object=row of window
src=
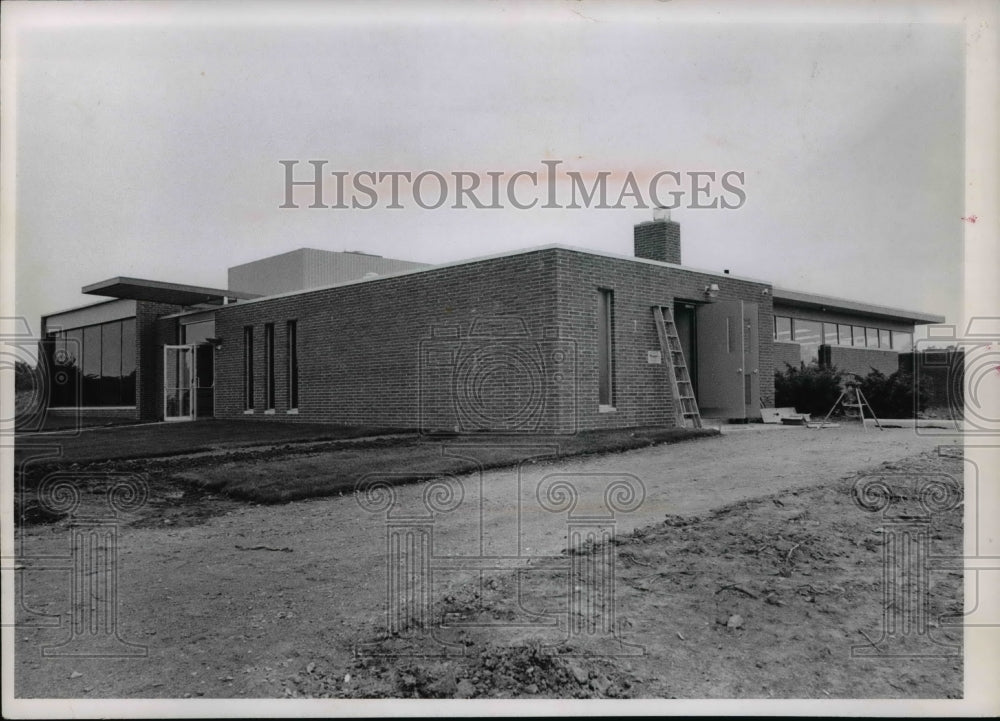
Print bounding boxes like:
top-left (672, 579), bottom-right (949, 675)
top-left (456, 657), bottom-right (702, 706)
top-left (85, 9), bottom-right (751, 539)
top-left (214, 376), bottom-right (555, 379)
top-left (46, 318), bottom-right (137, 407)
top-left (244, 321), bottom-right (299, 411)
top-left (774, 316), bottom-right (913, 365)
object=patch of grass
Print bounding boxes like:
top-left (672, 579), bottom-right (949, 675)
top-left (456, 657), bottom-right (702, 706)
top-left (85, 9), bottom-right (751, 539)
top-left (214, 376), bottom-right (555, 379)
top-left (20, 413), bottom-right (144, 432)
top-left (14, 418), bottom-right (409, 466)
top-left (174, 427), bottom-right (717, 504)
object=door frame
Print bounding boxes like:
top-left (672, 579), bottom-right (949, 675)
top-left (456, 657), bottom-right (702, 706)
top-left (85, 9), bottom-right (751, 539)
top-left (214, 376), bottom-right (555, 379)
top-left (695, 300), bottom-right (761, 421)
top-left (163, 344), bottom-right (215, 421)
top-left (193, 342), bottom-right (216, 419)
top-left (672, 300), bottom-right (700, 401)
top-left (163, 344), bottom-right (195, 422)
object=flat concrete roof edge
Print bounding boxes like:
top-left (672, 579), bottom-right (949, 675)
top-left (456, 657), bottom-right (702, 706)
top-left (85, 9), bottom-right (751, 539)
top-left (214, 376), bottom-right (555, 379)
top-left (772, 286), bottom-right (945, 324)
top-left (83, 276), bottom-right (261, 301)
top-left (41, 297), bottom-right (135, 321)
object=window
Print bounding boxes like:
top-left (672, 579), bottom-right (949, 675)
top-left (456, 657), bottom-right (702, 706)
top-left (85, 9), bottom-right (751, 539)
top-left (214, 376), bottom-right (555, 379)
top-left (597, 290), bottom-right (614, 407)
top-left (49, 331), bottom-right (74, 407)
top-left (48, 318), bottom-right (137, 407)
top-left (286, 320), bottom-right (299, 410)
top-left (63, 329), bottom-right (83, 405)
top-left (183, 319), bottom-right (215, 345)
top-left (837, 324), bottom-right (853, 346)
top-left (792, 319), bottom-right (822, 365)
top-left (121, 319), bottom-right (136, 405)
top-left (823, 323), bottom-right (838, 345)
top-left (243, 326), bottom-right (254, 410)
top-left (877, 329), bottom-right (890, 349)
top-left (866, 327), bottom-right (879, 348)
top-left (100, 321), bottom-right (122, 405)
top-left (774, 316), bottom-right (792, 342)
top-left (82, 325), bottom-right (102, 405)
top-left (853, 326), bottom-right (866, 347)
top-left (264, 323), bottom-right (275, 410)
top-left (892, 331), bottom-right (913, 352)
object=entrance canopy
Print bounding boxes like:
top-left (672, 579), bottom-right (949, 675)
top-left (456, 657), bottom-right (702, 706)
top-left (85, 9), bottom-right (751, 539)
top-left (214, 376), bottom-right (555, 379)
top-left (83, 277), bottom-right (260, 306)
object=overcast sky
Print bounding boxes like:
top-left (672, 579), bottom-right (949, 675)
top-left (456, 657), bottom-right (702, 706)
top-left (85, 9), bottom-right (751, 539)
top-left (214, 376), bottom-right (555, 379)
top-left (9, 3), bottom-right (965, 339)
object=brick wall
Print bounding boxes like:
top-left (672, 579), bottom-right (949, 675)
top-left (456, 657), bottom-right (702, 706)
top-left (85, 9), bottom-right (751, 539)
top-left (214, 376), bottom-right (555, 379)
top-left (633, 220), bottom-right (681, 264)
top-left (771, 302), bottom-right (915, 379)
top-left (212, 247), bottom-right (773, 431)
top-left (214, 251), bottom-right (561, 432)
top-left (828, 345), bottom-right (900, 377)
top-left (135, 301), bottom-right (183, 420)
top-left (773, 341), bottom-right (801, 371)
top-left (552, 252), bottom-right (773, 428)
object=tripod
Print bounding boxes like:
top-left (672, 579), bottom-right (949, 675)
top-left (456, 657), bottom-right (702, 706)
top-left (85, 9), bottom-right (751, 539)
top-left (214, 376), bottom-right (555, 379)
top-left (822, 381), bottom-right (883, 432)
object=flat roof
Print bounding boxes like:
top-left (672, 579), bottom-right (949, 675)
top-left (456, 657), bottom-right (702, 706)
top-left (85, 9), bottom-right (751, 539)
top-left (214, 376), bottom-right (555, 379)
top-left (212, 244), bottom-right (942, 326)
top-left (82, 277), bottom-right (260, 306)
top-left (41, 297), bottom-right (132, 321)
top-left (215, 243), bottom-right (773, 310)
top-left (72, 248), bottom-right (943, 327)
top-left (772, 287), bottom-right (944, 324)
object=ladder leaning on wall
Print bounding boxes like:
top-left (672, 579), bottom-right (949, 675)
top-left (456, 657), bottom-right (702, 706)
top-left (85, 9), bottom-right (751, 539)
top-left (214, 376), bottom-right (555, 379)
top-left (653, 305), bottom-right (703, 429)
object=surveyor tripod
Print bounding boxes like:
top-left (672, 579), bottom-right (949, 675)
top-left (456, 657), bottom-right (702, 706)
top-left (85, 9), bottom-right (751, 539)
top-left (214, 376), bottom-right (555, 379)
top-left (822, 380), bottom-right (883, 431)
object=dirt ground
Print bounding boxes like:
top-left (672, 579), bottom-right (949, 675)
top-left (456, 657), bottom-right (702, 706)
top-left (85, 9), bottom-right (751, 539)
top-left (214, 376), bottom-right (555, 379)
top-left (14, 424), bottom-right (963, 699)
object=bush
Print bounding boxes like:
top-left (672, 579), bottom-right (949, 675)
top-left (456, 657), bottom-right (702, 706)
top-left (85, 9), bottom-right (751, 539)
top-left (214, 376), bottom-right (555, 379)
top-left (14, 360), bottom-right (37, 392)
top-left (857, 368), bottom-right (929, 419)
top-left (774, 363), bottom-right (845, 417)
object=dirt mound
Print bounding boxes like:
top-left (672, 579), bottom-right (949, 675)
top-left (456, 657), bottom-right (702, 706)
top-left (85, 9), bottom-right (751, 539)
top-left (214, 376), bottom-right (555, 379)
top-left (295, 450), bottom-right (964, 699)
top-left (283, 643), bottom-right (635, 699)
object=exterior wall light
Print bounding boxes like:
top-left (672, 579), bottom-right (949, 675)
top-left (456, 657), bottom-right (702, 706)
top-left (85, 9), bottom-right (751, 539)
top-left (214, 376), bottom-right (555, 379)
top-left (704, 283), bottom-right (720, 299)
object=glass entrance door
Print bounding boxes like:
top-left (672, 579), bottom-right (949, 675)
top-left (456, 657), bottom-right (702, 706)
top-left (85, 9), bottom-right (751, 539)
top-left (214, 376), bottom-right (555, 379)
top-left (194, 344), bottom-right (214, 418)
top-left (164, 345), bottom-right (194, 421)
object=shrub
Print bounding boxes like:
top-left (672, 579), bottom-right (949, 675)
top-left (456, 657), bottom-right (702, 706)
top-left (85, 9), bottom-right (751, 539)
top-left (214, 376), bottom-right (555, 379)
top-left (857, 368), bottom-right (929, 419)
top-left (774, 362), bottom-right (845, 417)
top-left (14, 360), bottom-right (37, 392)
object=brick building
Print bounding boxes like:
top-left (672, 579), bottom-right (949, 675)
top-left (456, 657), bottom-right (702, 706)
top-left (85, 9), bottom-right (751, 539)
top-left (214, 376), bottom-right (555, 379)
top-left (40, 216), bottom-right (943, 430)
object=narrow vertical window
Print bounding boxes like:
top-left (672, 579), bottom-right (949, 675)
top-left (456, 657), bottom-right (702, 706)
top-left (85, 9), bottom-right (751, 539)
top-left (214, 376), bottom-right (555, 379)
top-left (597, 289), bottom-right (614, 407)
top-left (264, 323), bottom-right (275, 410)
top-left (243, 326), bottom-right (254, 410)
top-left (286, 320), bottom-right (298, 410)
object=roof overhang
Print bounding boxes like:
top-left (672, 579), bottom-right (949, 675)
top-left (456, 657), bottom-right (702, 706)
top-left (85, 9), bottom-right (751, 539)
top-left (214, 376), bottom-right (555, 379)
top-left (772, 287), bottom-right (945, 325)
top-left (82, 277), bottom-right (260, 306)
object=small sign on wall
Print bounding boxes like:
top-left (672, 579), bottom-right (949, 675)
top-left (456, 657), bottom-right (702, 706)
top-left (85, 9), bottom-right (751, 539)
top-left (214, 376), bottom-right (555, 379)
top-left (647, 350), bottom-right (663, 364)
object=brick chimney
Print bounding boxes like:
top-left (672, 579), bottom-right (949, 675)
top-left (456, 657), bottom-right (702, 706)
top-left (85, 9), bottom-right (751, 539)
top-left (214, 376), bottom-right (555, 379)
top-left (634, 210), bottom-right (681, 265)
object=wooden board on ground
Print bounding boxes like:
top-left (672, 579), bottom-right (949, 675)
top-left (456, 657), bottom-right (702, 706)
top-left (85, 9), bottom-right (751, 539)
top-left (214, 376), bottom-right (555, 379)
top-left (761, 407), bottom-right (800, 424)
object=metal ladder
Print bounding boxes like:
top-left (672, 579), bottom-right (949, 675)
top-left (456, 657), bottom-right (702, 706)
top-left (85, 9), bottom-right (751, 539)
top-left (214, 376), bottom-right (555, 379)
top-left (653, 305), bottom-right (703, 429)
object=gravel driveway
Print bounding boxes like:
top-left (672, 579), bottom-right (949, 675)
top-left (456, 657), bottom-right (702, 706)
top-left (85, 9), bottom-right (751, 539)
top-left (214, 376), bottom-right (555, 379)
top-left (14, 424), bottom-right (960, 698)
